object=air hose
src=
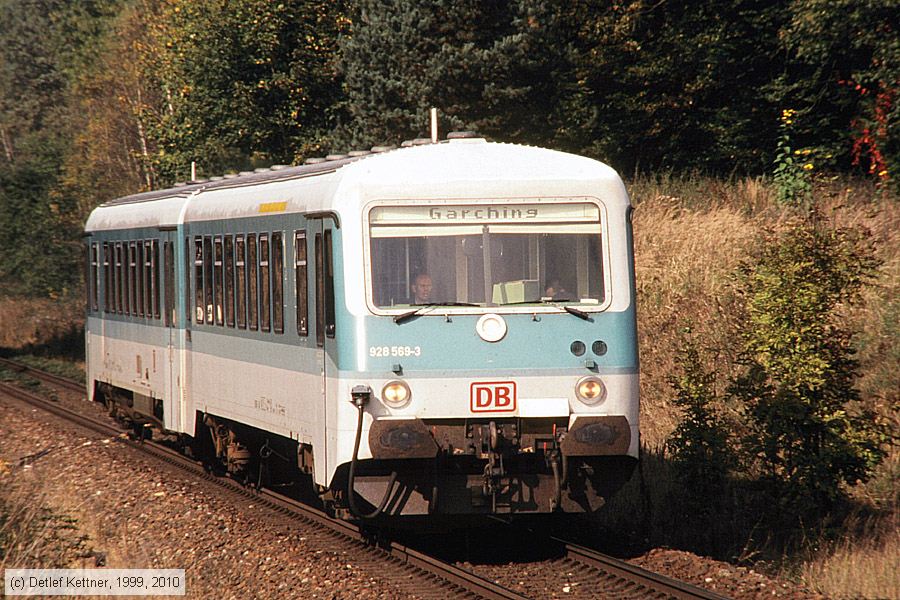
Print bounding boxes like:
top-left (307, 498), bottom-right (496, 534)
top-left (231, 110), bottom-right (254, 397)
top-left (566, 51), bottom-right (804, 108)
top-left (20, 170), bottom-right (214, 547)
top-left (347, 397), bottom-right (397, 519)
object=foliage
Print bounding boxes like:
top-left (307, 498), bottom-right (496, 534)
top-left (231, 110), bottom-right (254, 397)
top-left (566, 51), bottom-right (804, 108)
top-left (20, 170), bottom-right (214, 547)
top-left (335, 0), bottom-right (572, 150)
top-left (779, 0), bottom-right (899, 187)
top-left (0, 134), bottom-right (80, 297)
top-left (730, 210), bottom-right (887, 522)
top-left (665, 330), bottom-right (736, 553)
top-left (666, 338), bottom-right (734, 487)
top-left (143, 0), bottom-right (350, 183)
top-left (0, 0), bottom-right (122, 297)
top-left (772, 109), bottom-right (813, 205)
top-left (560, 0), bottom-right (787, 174)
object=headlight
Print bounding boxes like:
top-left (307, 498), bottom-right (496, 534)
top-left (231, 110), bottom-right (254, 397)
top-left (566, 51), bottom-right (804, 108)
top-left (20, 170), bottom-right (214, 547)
top-left (381, 380), bottom-right (411, 408)
top-left (575, 376), bottom-right (606, 405)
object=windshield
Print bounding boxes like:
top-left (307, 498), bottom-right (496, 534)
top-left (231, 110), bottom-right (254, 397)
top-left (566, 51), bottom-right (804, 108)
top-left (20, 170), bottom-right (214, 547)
top-left (369, 202), bottom-right (605, 309)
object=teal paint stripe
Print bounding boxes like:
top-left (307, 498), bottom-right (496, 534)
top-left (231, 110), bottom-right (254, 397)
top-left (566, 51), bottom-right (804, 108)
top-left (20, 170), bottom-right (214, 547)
top-left (89, 309), bottom-right (638, 375)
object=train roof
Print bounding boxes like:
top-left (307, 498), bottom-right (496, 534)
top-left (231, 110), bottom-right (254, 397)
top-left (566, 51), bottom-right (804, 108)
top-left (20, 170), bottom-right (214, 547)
top-left (84, 139), bottom-right (628, 232)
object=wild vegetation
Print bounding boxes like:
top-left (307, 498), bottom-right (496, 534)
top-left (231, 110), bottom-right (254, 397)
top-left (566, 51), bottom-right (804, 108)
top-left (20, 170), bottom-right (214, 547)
top-left (0, 1), bottom-right (897, 597)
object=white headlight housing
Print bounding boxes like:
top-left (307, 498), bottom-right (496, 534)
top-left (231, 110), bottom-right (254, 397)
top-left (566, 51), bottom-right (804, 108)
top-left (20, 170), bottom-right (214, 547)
top-left (575, 376), bottom-right (606, 405)
top-left (476, 313), bottom-right (507, 342)
top-left (381, 380), bottom-right (411, 408)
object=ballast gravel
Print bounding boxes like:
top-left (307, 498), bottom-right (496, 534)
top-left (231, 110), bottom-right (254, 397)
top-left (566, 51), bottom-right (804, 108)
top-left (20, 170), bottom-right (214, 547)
top-left (0, 399), bottom-right (405, 599)
top-left (1, 391), bottom-right (825, 599)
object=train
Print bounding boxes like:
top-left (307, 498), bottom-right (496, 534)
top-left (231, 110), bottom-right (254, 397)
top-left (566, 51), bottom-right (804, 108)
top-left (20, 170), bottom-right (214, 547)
top-left (83, 133), bottom-right (639, 520)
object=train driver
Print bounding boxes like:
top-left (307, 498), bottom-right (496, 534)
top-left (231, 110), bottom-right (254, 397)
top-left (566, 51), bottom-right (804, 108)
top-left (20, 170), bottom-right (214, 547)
top-left (410, 273), bottom-right (434, 304)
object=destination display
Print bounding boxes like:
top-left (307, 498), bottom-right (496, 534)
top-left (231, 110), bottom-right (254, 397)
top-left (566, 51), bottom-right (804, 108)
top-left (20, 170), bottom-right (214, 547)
top-left (369, 201), bottom-right (601, 225)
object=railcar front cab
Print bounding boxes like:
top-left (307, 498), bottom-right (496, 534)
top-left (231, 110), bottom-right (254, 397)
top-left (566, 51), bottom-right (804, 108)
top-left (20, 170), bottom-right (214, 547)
top-left (342, 197), bottom-right (638, 517)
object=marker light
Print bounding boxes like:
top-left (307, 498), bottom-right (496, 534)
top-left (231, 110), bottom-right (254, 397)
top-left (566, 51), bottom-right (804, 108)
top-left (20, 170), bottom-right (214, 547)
top-left (575, 376), bottom-right (606, 405)
top-left (382, 380), bottom-right (411, 408)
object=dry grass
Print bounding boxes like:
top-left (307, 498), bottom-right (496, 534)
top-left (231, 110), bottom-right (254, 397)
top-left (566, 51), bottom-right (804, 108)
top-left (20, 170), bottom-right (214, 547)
top-left (0, 293), bottom-right (84, 360)
top-left (627, 174), bottom-right (900, 448)
top-left (796, 513), bottom-right (900, 599)
top-left (620, 174), bottom-right (900, 598)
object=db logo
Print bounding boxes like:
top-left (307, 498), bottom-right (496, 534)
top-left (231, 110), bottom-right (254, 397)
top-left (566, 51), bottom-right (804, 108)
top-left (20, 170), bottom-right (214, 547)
top-left (470, 381), bottom-right (517, 413)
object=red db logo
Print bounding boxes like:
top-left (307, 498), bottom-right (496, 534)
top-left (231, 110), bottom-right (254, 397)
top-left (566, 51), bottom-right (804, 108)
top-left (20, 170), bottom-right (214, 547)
top-left (470, 381), bottom-right (517, 413)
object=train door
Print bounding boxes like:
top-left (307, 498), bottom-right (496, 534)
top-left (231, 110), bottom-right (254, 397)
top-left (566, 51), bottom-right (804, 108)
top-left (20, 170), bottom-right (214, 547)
top-left (310, 217), bottom-right (337, 480)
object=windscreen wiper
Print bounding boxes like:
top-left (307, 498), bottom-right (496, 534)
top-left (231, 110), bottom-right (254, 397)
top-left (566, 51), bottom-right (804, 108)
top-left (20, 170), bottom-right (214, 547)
top-left (393, 302), bottom-right (478, 325)
top-left (502, 298), bottom-right (593, 321)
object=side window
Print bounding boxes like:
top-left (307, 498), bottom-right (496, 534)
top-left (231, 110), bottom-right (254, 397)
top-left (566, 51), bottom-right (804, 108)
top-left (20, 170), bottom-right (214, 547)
top-left (214, 236), bottom-right (224, 326)
top-left (84, 244), bottom-right (91, 312)
top-left (194, 237), bottom-right (204, 323)
top-left (152, 239), bottom-right (160, 319)
top-left (315, 233), bottom-right (324, 346)
top-left (236, 235), bottom-right (247, 329)
top-left (92, 243), bottom-right (100, 312)
top-left (84, 243), bottom-right (100, 311)
top-left (116, 242), bottom-right (125, 314)
top-left (295, 231), bottom-right (308, 336)
top-left (324, 230), bottom-right (336, 338)
top-left (164, 241), bottom-right (175, 326)
top-left (247, 233), bottom-right (258, 330)
top-left (142, 241), bottom-right (150, 318)
top-left (259, 233), bottom-right (271, 332)
top-left (185, 236), bottom-right (192, 324)
top-left (136, 240), bottom-right (144, 317)
top-left (224, 235), bottom-right (235, 327)
top-left (129, 241), bottom-right (138, 316)
top-left (203, 236), bottom-right (213, 324)
top-left (103, 242), bottom-right (111, 313)
top-left (272, 232), bottom-right (284, 334)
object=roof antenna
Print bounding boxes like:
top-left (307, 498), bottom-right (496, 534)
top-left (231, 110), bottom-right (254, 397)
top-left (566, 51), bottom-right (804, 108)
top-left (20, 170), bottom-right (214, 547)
top-left (430, 108), bottom-right (438, 143)
top-left (191, 161), bottom-right (197, 181)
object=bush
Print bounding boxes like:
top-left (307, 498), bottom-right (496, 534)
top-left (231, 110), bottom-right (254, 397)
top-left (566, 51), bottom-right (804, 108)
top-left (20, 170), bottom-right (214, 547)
top-left (730, 208), bottom-right (888, 522)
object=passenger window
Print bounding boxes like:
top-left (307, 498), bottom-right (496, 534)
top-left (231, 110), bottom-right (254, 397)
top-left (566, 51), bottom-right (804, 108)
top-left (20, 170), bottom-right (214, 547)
top-left (203, 236), bottom-right (213, 324)
top-left (214, 236), bottom-right (224, 325)
top-left (324, 230), bottom-right (335, 338)
top-left (272, 232), bottom-right (284, 334)
top-left (185, 237), bottom-right (191, 323)
top-left (84, 244), bottom-right (91, 312)
top-left (152, 240), bottom-right (160, 319)
top-left (236, 235), bottom-right (247, 329)
top-left (260, 233), bottom-right (271, 332)
top-left (129, 241), bottom-right (138, 316)
top-left (164, 241), bottom-right (174, 326)
top-left (248, 233), bottom-right (258, 330)
top-left (224, 235), bottom-right (235, 327)
top-left (116, 242), bottom-right (125, 314)
top-left (315, 233), bottom-right (324, 346)
top-left (295, 231), bottom-right (308, 336)
top-left (103, 242), bottom-right (111, 313)
top-left (142, 241), bottom-right (150, 318)
top-left (194, 237), bottom-right (204, 323)
top-left (136, 241), bottom-right (144, 317)
top-left (92, 243), bottom-right (100, 312)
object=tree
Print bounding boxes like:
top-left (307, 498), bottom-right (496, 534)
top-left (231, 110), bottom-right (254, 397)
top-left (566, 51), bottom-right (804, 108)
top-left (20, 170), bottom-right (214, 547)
top-left (335, 0), bottom-right (573, 149)
top-left (144, 0), bottom-right (350, 184)
top-left (779, 0), bottom-right (900, 186)
top-left (665, 331), bottom-right (736, 553)
top-left (730, 210), bottom-right (887, 521)
top-left (0, 0), bottom-right (122, 297)
top-left (561, 0), bottom-right (787, 174)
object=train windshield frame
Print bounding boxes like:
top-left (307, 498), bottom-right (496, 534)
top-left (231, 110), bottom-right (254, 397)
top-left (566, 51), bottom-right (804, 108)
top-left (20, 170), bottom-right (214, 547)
top-left (366, 200), bottom-right (610, 313)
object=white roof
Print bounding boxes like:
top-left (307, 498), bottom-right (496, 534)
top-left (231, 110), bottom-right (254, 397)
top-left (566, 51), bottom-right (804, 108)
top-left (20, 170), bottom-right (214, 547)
top-left (85, 140), bottom-right (628, 232)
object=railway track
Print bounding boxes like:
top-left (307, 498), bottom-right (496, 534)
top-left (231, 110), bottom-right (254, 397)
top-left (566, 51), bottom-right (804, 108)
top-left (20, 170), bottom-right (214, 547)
top-left (0, 359), bottom-right (730, 600)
